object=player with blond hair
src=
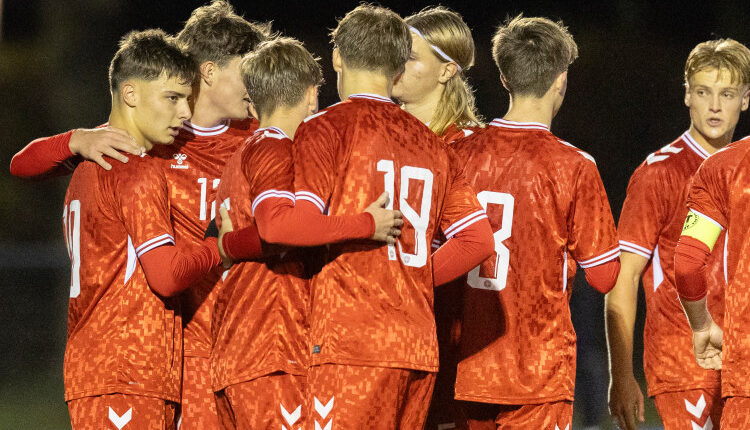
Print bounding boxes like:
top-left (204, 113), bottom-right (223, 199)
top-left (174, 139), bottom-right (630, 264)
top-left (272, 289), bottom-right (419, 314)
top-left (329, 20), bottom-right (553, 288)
top-left (391, 6), bottom-right (484, 429)
top-left (608, 38), bottom-right (750, 430)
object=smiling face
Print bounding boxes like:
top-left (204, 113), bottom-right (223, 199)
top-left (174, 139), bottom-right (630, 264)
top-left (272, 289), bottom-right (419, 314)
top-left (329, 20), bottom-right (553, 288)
top-left (685, 67), bottom-right (750, 145)
top-left (392, 33), bottom-right (446, 104)
top-left (131, 74), bottom-right (192, 148)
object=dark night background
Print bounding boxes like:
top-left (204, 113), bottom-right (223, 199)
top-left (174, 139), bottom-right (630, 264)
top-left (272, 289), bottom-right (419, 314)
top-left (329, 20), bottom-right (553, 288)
top-left (2, 1), bottom-right (749, 428)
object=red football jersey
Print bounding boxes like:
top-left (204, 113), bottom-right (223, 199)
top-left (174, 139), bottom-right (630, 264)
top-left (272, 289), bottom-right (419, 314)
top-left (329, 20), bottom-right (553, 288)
top-left (150, 118), bottom-right (258, 358)
top-left (441, 124), bottom-right (482, 145)
top-left (293, 94), bottom-right (485, 372)
top-left (687, 136), bottom-right (750, 398)
top-left (619, 131), bottom-right (724, 396)
top-left (453, 118), bottom-right (619, 404)
top-left (211, 127), bottom-right (309, 390)
top-left (62, 155), bottom-right (180, 402)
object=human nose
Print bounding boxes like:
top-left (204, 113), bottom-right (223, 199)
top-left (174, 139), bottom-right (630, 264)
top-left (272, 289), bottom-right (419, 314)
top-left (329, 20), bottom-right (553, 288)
top-left (178, 99), bottom-right (192, 121)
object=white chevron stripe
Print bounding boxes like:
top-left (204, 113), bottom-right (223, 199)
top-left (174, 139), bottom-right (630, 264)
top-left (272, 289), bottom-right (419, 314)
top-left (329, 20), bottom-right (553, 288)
top-left (314, 396), bottom-right (334, 419)
top-left (691, 417), bottom-right (713, 430)
top-left (280, 403), bottom-right (302, 426)
top-left (685, 393), bottom-right (706, 418)
top-left (108, 407), bottom-right (132, 430)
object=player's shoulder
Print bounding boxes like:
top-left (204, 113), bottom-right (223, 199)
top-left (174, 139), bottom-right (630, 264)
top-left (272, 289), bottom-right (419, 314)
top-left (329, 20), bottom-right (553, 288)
top-left (701, 136), bottom-right (750, 173)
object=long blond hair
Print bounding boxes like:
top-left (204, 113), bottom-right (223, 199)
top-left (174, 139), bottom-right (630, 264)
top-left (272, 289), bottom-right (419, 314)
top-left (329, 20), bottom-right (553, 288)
top-left (406, 7), bottom-right (483, 136)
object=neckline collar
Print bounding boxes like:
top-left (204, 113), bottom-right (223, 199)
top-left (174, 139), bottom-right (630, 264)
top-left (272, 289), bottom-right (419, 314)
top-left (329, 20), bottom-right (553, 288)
top-left (489, 118), bottom-right (550, 131)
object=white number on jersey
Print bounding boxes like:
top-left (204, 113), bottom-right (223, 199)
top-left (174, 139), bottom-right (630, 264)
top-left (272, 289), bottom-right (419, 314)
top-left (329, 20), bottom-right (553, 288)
top-left (198, 177), bottom-right (221, 221)
top-left (468, 191), bottom-right (514, 291)
top-left (377, 159), bottom-right (434, 268)
top-left (63, 200), bottom-right (81, 298)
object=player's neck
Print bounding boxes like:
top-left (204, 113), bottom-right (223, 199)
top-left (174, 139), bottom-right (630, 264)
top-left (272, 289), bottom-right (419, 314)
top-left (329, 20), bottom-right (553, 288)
top-left (259, 107), bottom-right (304, 139)
top-left (402, 86), bottom-right (442, 125)
top-left (688, 124), bottom-right (733, 154)
top-left (338, 69), bottom-right (392, 101)
top-left (503, 95), bottom-right (555, 128)
top-left (189, 97), bottom-right (229, 129)
top-left (108, 109), bottom-right (152, 151)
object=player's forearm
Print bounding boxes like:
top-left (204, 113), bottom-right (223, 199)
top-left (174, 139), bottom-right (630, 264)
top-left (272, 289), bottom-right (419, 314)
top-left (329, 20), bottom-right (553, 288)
top-left (605, 255), bottom-right (643, 376)
top-left (221, 222), bottom-right (265, 261)
top-left (433, 218), bottom-right (494, 286)
top-left (255, 199), bottom-right (374, 246)
top-left (680, 297), bottom-right (714, 332)
top-left (139, 238), bottom-right (222, 297)
top-left (10, 130), bottom-right (76, 178)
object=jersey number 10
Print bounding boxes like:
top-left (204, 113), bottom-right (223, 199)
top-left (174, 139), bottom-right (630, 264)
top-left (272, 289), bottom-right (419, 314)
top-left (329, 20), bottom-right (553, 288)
top-left (377, 159), bottom-right (433, 268)
top-left (63, 200), bottom-right (81, 298)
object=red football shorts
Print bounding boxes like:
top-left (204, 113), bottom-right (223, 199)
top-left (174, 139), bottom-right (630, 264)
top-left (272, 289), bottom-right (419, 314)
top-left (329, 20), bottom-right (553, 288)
top-left (721, 397), bottom-right (750, 429)
top-left (460, 400), bottom-right (572, 430)
top-left (308, 364), bottom-right (436, 430)
top-left (215, 372), bottom-right (305, 430)
top-left (67, 393), bottom-right (177, 430)
top-left (653, 388), bottom-right (721, 430)
top-left (178, 356), bottom-right (221, 430)
top-left (426, 279), bottom-right (465, 430)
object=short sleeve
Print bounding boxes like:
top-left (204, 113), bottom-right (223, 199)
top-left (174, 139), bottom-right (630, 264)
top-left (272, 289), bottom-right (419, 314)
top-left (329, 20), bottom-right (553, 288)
top-left (293, 113), bottom-right (338, 213)
top-left (687, 152), bottom-right (732, 228)
top-left (617, 163), bottom-right (669, 259)
top-left (440, 148), bottom-right (486, 238)
top-left (114, 158), bottom-right (175, 257)
top-left (567, 158), bottom-right (619, 268)
top-left (244, 137), bottom-right (295, 214)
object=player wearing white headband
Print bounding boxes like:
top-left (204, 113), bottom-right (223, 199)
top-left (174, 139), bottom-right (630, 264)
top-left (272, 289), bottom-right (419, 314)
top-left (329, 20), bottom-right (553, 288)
top-left (392, 6), bottom-right (483, 144)
top-left (392, 7), bottom-right (484, 430)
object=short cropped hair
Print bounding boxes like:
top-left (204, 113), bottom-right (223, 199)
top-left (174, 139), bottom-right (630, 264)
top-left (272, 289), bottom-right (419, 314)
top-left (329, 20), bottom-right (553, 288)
top-left (108, 29), bottom-right (197, 93)
top-left (492, 15), bottom-right (578, 98)
top-left (685, 39), bottom-right (750, 86)
top-left (176, 0), bottom-right (271, 66)
top-left (331, 3), bottom-right (411, 77)
top-left (241, 37), bottom-right (324, 119)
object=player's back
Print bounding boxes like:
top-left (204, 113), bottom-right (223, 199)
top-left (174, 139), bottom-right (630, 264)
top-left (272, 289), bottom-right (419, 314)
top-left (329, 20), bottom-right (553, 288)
top-left (453, 118), bottom-right (618, 404)
top-left (211, 128), bottom-right (309, 391)
top-left (294, 94), bottom-right (479, 372)
top-left (62, 156), bottom-right (181, 402)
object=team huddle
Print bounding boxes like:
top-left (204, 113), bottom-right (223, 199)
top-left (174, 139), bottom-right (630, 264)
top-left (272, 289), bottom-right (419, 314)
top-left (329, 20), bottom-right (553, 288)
top-left (9, 1), bottom-right (750, 429)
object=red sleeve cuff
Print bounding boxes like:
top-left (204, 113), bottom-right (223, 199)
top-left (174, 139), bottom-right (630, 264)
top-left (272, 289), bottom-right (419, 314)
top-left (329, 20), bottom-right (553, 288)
top-left (222, 223), bottom-right (263, 261)
top-left (584, 259), bottom-right (620, 293)
top-left (674, 235), bottom-right (712, 301)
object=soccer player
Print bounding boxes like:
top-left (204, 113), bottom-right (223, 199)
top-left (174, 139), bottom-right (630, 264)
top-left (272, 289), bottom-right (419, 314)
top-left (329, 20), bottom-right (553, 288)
top-left (392, 6), bottom-right (483, 143)
top-left (211, 36), bottom-right (406, 429)
top-left (276, 5), bottom-right (493, 429)
top-left (452, 16), bottom-right (620, 430)
top-left (607, 39), bottom-right (750, 430)
top-left (391, 6), bottom-right (484, 430)
top-left (63, 29), bottom-right (220, 429)
top-left (674, 133), bottom-right (750, 428)
top-left (9, 2), bottom-right (272, 428)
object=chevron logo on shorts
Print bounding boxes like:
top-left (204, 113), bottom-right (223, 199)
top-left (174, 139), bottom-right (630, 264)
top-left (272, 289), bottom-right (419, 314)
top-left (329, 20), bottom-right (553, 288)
top-left (314, 396), bottom-right (334, 430)
top-left (691, 417), bottom-right (713, 430)
top-left (280, 403), bottom-right (302, 430)
top-left (685, 394), bottom-right (706, 418)
top-left (554, 424), bottom-right (569, 430)
top-left (108, 407), bottom-right (132, 430)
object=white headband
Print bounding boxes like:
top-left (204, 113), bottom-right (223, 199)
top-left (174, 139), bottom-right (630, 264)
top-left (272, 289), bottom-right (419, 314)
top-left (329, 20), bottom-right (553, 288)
top-left (409, 26), bottom-right (463, 72)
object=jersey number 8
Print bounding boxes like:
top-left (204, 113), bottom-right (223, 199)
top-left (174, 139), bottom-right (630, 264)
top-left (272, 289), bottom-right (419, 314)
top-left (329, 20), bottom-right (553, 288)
top-left (468, 191), bottom-right (514, 291)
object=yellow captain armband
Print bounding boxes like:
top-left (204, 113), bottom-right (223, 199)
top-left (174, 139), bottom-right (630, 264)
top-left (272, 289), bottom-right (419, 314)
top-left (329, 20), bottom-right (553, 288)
top-left (681, 209), bottom-right (723, 251)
